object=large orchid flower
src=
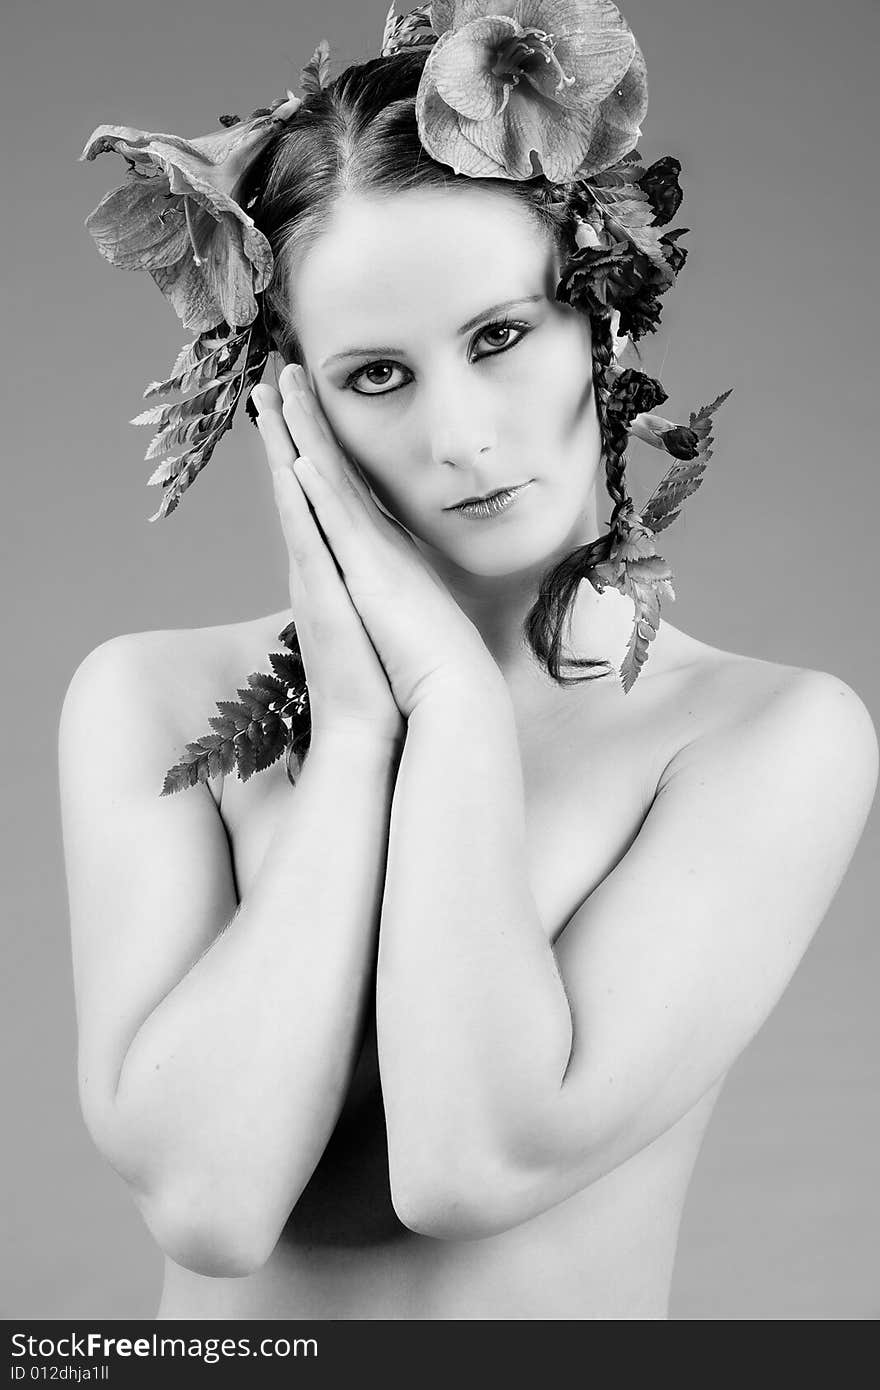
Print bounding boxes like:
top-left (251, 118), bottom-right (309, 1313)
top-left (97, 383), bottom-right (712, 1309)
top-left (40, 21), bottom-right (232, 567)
top-left (79, 93), bottom-right (302, 333)
top-left (416, 0), bottom-right (648, 181)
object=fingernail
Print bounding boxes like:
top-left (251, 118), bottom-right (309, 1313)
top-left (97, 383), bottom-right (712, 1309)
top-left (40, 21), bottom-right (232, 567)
top-left (290, 371), bottom-right (313, 415)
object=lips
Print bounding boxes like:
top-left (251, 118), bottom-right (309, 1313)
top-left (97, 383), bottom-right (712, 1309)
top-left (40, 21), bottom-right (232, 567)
top-left (447, 483), bottom-right (528, 510)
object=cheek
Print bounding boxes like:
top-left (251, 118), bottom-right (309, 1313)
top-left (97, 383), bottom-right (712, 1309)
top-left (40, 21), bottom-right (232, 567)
top-left (335, 430), bottom-right (413, 523)
top-left (516, 322), bottom-right (596, 435)
top-left (316, 398), bottom-right (397, 500)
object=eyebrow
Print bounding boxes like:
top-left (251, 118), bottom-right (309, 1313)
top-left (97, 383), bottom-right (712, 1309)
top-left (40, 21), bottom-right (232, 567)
top-left (320, 294), bottom-right (546, 367)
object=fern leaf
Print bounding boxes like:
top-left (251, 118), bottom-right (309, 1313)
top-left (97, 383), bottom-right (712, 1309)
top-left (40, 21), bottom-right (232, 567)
top-left (140, 372), bottom-right (242, 436)
top-left (146, 325), bottom-right (269, 521)
top-left (235, 683), bottom-right (272, 718)
top-left (130, 403), bottom-right (168, 427)
top-left (168, 331), bottom-right (231, 382)
top-left (246, 670), bottom-right (290, 705)
top-left (688, 388), bottom-right (733, 439)
top-left (160, 631), bottom-right (317, 794)
top-left (143, 407), bottom-right (232, 462)
top-left (207, 715), bottom-right (240, 738)
top-left (268, 648), bottom-right (305, 685)
top-left (143, 329), bottom-right (248, 399)
top-left (641, 458), bottom-right (708, 532)
top-left (641, 388), bottom-right (733, 532)
top-left (619, 577), bottom-right (664, 693)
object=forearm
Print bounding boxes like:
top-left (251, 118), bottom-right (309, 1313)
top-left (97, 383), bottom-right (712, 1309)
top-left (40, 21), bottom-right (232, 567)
top-left (113, 729), bottom-right (400, 1260)
top-left (376, 679), bottom-right (573, 1211)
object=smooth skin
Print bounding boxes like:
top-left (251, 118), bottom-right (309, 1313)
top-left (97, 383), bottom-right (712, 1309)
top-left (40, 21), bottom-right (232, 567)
top-left (59, 185), bottom-right (879, 1316)
top-left (254, 350), bottom-right (879, 1240)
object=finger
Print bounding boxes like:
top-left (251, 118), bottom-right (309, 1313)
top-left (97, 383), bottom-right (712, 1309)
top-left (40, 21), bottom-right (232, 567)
top-left (252, 383), bottom-right (300, 472)
top-left (276, 461), bottom-right (390, 667)
top-left (288, 378), bottom-right (418, 545)
top-left (290, 453), bottom-right (390, 587)
top-left (253, 392), bottom-right (335, 589)
top-left (278, 364), bottom-right (376, 509)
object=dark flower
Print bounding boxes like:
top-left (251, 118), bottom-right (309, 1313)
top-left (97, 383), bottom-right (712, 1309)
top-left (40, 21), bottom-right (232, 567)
top-left (659, 227), bottom-right (689, 274)
top-left (558, 214), bottom-right (688, 340)
top-left (556, 238), bottom-right (635, 316)
top-left (659, 425), bottom-right (700, 460)
top-left (629, 413), bottom-right (700, 459)
top-left (607, 367), bottom-right (668, 426)
top-left (637, 155), bottom-right (683, 226)
top-left (617, 292), bottom-right (664, 340)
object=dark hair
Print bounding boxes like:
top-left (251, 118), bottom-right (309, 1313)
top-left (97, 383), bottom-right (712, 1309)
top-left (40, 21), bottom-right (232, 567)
top-left (242, 48), bottom-right (633, 692)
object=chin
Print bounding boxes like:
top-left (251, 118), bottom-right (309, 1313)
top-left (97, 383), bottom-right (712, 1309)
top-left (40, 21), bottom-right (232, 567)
top-left (419, 486), bottom-right (593, 580)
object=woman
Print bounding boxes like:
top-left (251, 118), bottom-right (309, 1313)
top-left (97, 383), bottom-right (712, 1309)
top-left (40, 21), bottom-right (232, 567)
top-left (60, 7), bottom-right (878, 1320)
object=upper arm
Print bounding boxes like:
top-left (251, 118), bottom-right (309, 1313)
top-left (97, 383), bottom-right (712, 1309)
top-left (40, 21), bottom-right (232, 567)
top-left (511, 668), bottom-right (878, 1206)
top-left (58, 634), bottom-right (239, 1189)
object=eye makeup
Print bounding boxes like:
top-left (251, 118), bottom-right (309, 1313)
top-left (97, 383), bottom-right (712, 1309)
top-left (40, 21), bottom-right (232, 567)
top-left (342, 316), bottom-right (535, 397)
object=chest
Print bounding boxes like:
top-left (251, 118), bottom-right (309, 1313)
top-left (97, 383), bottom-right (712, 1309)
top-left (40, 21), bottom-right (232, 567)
top-left (217, 699), bottom-right (672, 950)
top-left (206, 689), bottom-right (691, 1246)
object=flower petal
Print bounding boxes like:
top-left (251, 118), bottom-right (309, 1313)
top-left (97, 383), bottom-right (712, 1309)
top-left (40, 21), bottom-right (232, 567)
top-left (80, 107), bottom-right (290, 331)
top-left (79, 123), bottom-right (168, 172)
top-left (149, 256), bottom-right (227, 335)
top-left (84, 177), bottom-right (190, 271)
top-left (420, 2), bottom-right (648, 181)
top-left (460, 83), bottom-right (597, 181)
top-left (597, 31), bottom-right (648, 132)
top-left (415, 81), bottom-right (508, 176)
top-left (149, 213), bottom-right (272, 333)
top-left (524, 0), bottom-right (637, 105)
top-left (428, 16), bottom-right (520, 120)
top-left (429, 0), bottom-right (505, 37)
top-left (200, 215), bottom-right (269, 329)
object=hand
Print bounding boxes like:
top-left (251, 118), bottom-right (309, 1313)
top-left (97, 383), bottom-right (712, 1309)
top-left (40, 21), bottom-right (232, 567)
top-left (252, 380), bottom-right (406, 752)
top-left (274, 362), bottom-right (504, 719)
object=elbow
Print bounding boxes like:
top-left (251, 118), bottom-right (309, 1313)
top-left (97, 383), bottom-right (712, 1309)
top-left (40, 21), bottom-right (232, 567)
top-left (390, 1186), bottom-right (490, 1242)
top-left (388, 1146), bottom-right (535, 1243)
top-left (79, 1097), bottom-right (282, 1277)
top-left (135, 1178), bottom-right (279, 1279)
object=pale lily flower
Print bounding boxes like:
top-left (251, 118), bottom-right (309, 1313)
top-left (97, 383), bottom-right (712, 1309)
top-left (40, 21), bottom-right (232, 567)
top-left (80, 94), bottom-right (302, 333)
top-left (416, 0), bottom-right (648, 181)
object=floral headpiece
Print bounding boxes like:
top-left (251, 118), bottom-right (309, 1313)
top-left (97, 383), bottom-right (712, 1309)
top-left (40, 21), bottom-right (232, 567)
top-left (80, 1), bottom-right (731, 795)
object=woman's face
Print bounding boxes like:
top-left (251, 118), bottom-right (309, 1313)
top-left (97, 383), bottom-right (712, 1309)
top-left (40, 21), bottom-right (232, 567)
top-left (288, 186), bottom-right (603, 581)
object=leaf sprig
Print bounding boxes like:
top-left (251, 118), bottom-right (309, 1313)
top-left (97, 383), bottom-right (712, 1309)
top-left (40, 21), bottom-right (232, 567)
top-left (130, 318), bottom-right (270, 521)
top-left (300, 39), bottom-right (332, 95)
top-left (381, 4), bottom-right (438, 57)
top-left (160, 622), bottom-right (311, 795)
top-left (585, 151), bottom-right (670, 270)
top-left (586, 388), bottom-right (733, 691)
top-left (641, 390), bottom-right (733, 533)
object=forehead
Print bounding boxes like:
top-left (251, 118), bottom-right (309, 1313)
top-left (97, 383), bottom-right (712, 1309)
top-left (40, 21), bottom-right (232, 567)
top-left (289, 187), bottom-right (557, 355)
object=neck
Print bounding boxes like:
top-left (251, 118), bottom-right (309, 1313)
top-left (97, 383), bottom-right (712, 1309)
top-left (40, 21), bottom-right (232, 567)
top-left (261, 489), bottom-right (646, 702)
top-left (434, 561), bottom-right (638, 694)
top-left (411, 487), bottom-right (636, 693)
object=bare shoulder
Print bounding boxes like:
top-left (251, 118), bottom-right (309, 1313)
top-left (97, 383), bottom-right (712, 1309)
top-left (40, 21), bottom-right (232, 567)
top-left (659, 634), bottom-right (879, 832)
top-left (64, 610), bottom-right (288, 804)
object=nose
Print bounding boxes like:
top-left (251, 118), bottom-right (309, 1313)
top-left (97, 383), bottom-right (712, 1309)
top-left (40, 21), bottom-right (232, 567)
top-left (426, 368), bottom-right (499, 471)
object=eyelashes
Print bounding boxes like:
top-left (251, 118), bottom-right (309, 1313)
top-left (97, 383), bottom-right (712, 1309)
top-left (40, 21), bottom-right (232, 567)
top-left (344, 317), bottom-right (534, 398)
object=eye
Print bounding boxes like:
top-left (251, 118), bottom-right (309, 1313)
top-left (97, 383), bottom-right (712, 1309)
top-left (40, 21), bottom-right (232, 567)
top-left (344, 317), bottom-right (533, 398)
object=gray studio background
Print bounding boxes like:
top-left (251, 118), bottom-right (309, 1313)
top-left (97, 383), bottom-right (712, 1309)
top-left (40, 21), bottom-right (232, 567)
top-left (2, 0), bottom-right (877, 1320)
